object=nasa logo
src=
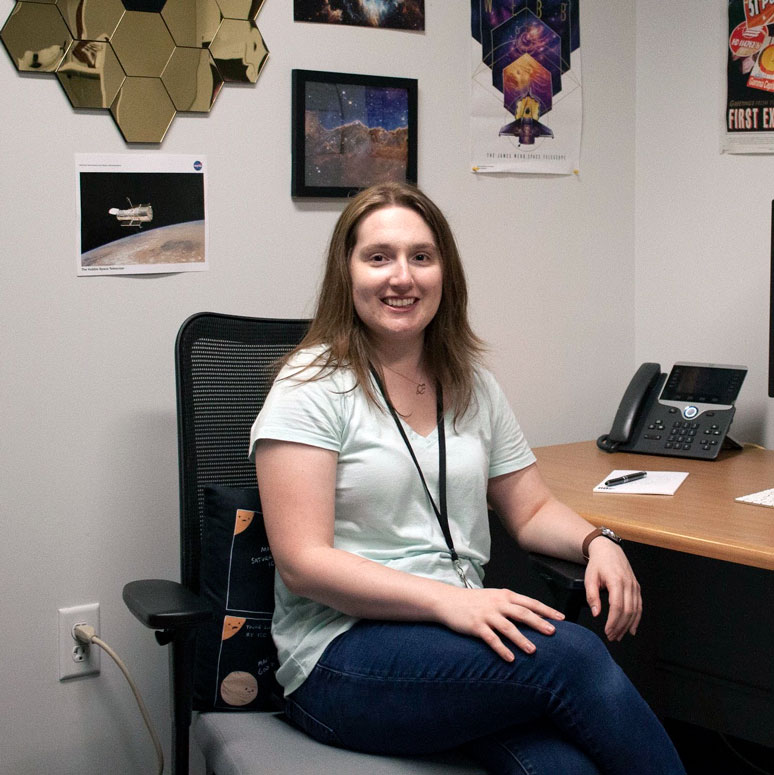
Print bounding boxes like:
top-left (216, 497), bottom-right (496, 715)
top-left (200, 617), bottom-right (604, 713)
top-left (193, 160), bottom-right (203, 171)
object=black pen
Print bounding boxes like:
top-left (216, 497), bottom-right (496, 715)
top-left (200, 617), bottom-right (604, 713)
top-left (604, 471), bottom-right (647, 487)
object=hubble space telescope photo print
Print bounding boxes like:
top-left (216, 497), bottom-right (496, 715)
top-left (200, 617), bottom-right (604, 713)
top-left (76, 155), bottom-right (207, 276)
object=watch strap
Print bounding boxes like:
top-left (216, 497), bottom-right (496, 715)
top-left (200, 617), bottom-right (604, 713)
top-left (582, 527), bottom-right (621, 560)
top-left (582, 528), bottom-right (604, 560)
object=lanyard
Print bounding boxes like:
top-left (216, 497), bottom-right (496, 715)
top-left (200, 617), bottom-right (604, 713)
top-left (370, 366), bottom-right (472, 588)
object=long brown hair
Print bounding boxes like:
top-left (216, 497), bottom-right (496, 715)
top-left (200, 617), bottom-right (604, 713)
top-left (288, 182), bottom-right (486, 420)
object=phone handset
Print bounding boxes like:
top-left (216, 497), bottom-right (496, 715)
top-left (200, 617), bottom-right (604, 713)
top-left (597, 363), bottom-right (661, 452)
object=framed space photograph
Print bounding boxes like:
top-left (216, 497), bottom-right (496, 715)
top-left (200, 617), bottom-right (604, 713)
top-left (292, 69), bottom-right (418, 198)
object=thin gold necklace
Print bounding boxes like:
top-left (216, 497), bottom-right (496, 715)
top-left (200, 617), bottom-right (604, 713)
top-left (382, 363), bottom-right (427, 395)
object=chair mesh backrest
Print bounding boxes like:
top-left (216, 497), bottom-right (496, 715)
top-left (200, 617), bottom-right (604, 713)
top-left (175, 313), bottom-right (309, 592)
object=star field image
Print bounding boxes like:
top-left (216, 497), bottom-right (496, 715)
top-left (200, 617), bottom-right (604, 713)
top-left (294, 0), bottom-right (424, 31)
top-left (309, 83), bottom-right (409, 131)
top-left (303, 80), bottom-right (411, 190)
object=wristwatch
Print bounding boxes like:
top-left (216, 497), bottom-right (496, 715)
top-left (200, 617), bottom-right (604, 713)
top-left (582, 527), bottom-right (622, 560)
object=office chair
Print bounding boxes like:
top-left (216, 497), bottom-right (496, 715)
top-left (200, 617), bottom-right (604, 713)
top-left (123, 312), bottom-right (586, 775)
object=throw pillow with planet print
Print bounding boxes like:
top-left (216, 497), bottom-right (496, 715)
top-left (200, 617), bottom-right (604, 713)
top-left (194, 485), bottom-right (279, 711)
top-left (216, 615), bottom-right (277, 709)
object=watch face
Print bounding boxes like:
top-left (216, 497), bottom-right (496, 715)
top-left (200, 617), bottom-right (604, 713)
top-left (601, 528), bottom-right (621, 543)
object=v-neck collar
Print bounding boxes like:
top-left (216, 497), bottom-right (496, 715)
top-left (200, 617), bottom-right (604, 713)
top-left (370, 368), bottom-right (441, 440)
top-left (397, 413), bottom-right (440, 442)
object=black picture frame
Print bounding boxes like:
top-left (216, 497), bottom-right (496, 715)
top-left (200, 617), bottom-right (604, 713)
top-left (292, 69), bottom-right (418, 198)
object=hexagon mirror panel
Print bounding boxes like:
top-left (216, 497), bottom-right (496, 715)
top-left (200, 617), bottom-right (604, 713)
top-left (210, 18), bottom-right (267, 84)
top-left (110, 76), bottom-right (176, 143)
top-left (217, 0), bottom-right (266, 22)
top-left (55, 0), bottom-right (125, 41)
top-left (56, 40), bottom-right (125, 109)
top-left (162, 0), bottom-right (222, 48)
top-left (110, 10), bottom-right (175, 77)
top-left (1, 0), bottom-right (270, 143)
top-left (1, 1), bottom-right (72, 73)
top-left (162, 47), bottom-right (223, 113)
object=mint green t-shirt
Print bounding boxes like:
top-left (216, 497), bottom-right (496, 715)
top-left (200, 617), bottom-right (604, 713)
top-left (248, 347), bottom-right (536, 695)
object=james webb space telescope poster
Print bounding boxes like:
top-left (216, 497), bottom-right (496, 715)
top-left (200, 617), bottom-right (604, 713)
top-left (470, 1), bottom-right (582, 175)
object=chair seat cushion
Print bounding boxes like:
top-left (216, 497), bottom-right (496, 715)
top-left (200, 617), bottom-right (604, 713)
top-left (194, 712), bottom-right (485, 775)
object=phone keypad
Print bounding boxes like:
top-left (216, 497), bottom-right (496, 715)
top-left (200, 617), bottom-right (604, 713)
top-left (635, 408), bottom-right (734, 459)
top-left (665, 421), bottom-right (718, 452)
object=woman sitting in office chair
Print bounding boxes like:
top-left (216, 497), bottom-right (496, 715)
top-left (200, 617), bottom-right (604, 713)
top-left (250, 183), bottom-right (686, 775)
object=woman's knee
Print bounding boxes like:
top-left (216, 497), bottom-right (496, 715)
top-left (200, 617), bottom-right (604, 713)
top-left (531, 622), bottom-right (627, 697)
top-left (558, 623), bottom-right (641, 707)
top-left (544, 621), bottom-right (611, 667)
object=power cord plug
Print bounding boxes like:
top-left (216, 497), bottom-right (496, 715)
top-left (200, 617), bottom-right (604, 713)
top-left (73, 622), bottom-right (164, 774)
top-left (73, 623), bottom-right (96, 644)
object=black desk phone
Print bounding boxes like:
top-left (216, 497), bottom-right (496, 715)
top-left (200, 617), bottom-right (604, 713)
top-left (597, 362), bottom-right (747, 460)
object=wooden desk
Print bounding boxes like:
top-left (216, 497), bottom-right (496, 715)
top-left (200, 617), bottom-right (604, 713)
top-left (534, 441), bottom-right (774, 570)
top-left (530, 441), bottom-right (774, 746)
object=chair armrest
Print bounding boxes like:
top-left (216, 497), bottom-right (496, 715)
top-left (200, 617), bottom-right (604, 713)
top-left (122, 579), bottom-right (213, 630)
top-left (124, 580), bottom-right (213, 774)
top-left (528, 553), bottom-right (586, 590)
top-left (528, 553), bottom-right (587, 622)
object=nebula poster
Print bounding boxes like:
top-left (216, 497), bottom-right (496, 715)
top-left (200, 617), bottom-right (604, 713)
top-left (470, 1), bottom-right (582, 174)
top-left (294, 0), bottom-right (425, 31)
top-left (724, 0), bottom-right (774, 153)
top-left (292, 70), bottom-right (417, 197)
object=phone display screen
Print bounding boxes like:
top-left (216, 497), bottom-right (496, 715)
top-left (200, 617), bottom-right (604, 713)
top-left (660, 365), bottom-right (746, 405)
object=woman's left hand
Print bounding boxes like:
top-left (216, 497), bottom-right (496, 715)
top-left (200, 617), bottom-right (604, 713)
top-left (584, 538), bottom-right (642, 641)
top-left (488, 463), bottom-right (642, 642)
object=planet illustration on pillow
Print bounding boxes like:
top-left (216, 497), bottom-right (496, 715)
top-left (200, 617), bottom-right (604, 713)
top-left (234, 508), bottom-right (255, 535)
top-left (222, 616), bottom-right (246, 640)
top-left (220, 670), bottom-right (258, 706)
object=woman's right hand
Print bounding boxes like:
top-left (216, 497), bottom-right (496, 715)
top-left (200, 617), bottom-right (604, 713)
top-left (434, 587), bottom-right (566, 661)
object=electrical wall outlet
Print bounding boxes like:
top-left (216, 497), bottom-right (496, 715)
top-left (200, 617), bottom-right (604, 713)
top-left (58, 603), bottom-right (100, 680)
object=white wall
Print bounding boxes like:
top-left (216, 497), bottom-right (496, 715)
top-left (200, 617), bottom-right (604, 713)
top-left (635, 0), bottom-right (774, 447)
top-left (0, 1), bottom-right (636, 772)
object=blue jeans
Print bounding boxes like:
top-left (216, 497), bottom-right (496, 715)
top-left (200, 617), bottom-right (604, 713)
top-left (285, 620), bottom-right (686, 775)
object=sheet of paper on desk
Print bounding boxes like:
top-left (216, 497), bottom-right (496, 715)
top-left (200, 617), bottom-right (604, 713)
top-left (594, 470), bottom-right (689, 495)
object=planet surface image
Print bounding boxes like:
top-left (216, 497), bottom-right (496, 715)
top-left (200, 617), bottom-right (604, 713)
top-left (81, 220), bottom-right (205, 267)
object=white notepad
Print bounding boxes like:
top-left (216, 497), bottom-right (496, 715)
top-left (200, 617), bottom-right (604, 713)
top-left (593, 470), bottom-right (689, 495)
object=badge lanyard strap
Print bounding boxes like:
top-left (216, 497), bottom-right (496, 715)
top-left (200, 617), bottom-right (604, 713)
top-left (370, 366), bottom-right (472, 588)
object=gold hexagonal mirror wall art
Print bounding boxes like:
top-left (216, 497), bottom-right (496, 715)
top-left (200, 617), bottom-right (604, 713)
top-left (0, 0), bottom-right (269, 143)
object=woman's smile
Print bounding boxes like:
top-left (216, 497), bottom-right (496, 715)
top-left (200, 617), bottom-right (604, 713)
top-left (382, 297), bottom-right (418, 308)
